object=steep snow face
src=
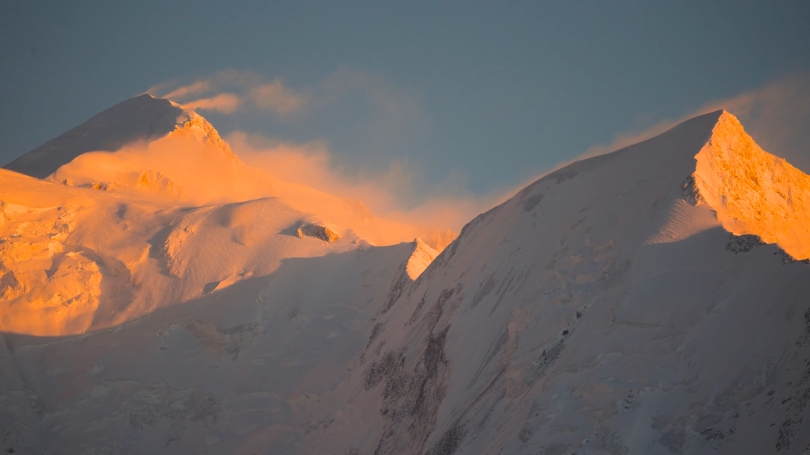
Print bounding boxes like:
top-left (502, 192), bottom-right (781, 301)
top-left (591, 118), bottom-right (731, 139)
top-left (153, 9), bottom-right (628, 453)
top-left (406, 238), bottom-right (439, 279)
top-left (694, 111), bottom-right (810, 260)
top-left (3, 94), bottom-right (190, 178)
top-left (0, 240), bottom-right (421, 454)
top-left (292, 111), bottom-right (810, 455)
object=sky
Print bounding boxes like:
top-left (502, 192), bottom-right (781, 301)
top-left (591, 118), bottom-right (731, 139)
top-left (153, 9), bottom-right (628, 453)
top-left (2, 1), bottom-right (810, 216)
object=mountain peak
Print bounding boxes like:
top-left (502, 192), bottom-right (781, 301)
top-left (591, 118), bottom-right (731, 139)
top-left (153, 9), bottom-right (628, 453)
top-left (1, 94), bottom-right (222, 178)
top-left (693, 110), bottom-right (810, 259)
top-left (178, 109), bottom-right (233, 156)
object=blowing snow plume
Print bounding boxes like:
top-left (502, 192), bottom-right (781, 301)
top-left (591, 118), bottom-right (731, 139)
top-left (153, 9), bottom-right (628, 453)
top-left (149, 69), bottom-right (309, 116)
top-left (0, 94), bottom-right (452, 336)
top-left (146, 69), bottom-right (509, 240)
top-left (21, 94), bottom-right (454, 250)
top-left (226, 132), bottom-right (507, 250)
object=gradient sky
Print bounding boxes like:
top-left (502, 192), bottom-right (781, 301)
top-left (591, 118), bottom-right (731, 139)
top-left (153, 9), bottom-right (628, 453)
top-left (2, 0), bottom-right (809, 202)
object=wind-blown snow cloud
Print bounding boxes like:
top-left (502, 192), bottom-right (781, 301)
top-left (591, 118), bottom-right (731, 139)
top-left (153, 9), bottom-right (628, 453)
top-left (148, 67), bottom-right (422, 125)
top-left (149, 70), bottom-right (308, 115)
top-left (228, 131), bottom-right (502, 245)
top-left (147, 69), bottom-right (500, 239)
top-left (183, 93), bottom-right (242, 114)
top-left (162, 80), bottom-right (211, 100)
top-left (249, 81), bottom-right (307, 114)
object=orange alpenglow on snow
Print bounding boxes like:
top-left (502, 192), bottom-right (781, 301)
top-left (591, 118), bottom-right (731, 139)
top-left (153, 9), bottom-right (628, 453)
top-left (693, 111), bottom-right (810, 260)
top-left (3, 97), bottom-right (809, 338)
top-left (0, 96), bottom-right (449, 336)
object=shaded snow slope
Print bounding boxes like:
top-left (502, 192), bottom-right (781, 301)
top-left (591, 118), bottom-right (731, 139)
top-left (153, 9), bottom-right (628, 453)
top-left (292, 110), bottom-right (810, 455)
top-left (3, 95), bottom-right (190, 178)
top-left (0, 241), bottom-right (421, 454)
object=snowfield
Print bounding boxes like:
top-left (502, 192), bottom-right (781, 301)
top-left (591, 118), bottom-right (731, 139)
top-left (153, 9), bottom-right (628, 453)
top-left (1, 97), bottom-right (809, 454)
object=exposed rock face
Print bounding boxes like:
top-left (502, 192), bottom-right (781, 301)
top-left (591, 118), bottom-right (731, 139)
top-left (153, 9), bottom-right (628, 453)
top-left (297, 223), bottom-right (340, 243)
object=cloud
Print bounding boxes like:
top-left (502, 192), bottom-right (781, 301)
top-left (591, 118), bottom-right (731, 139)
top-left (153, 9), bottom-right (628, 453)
top-left (183, 93), bottom-right (242, 114)
top-left (146, 68), bottom-right (423, 130)
top-left (148, 70), bottom-right (308, 116)
top-left (143, 68), bottom-right (484, 247)
top-left (227, 131), bottom-right (503, 248)
top-left (249, 81), bottom-right (308, 114)
top-left (163, 80), bottom-right (211, 101)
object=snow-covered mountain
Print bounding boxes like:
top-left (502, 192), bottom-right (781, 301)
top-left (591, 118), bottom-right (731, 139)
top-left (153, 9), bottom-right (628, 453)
top-left (1, 99), bottom-right (809, 454)
top-left (296, 110), bottom-right (810, 455)
top-left (0, 95), bottom-right (444, 336)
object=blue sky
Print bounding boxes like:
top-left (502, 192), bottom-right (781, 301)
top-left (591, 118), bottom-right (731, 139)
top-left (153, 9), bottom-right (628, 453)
top-left (2, 1), bottom-right (809, 203)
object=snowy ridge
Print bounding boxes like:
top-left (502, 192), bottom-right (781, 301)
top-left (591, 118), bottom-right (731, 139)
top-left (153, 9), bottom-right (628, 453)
top-left (694, 111), bottom-right (810, 260)
top-left (407, 238), bottom-right (439, 280)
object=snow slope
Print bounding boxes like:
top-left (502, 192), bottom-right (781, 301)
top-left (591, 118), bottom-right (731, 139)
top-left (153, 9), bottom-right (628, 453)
top-left (0, 239), bottom-right (430, 454)
top-left (0, 168), bottom-right (384, 336)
